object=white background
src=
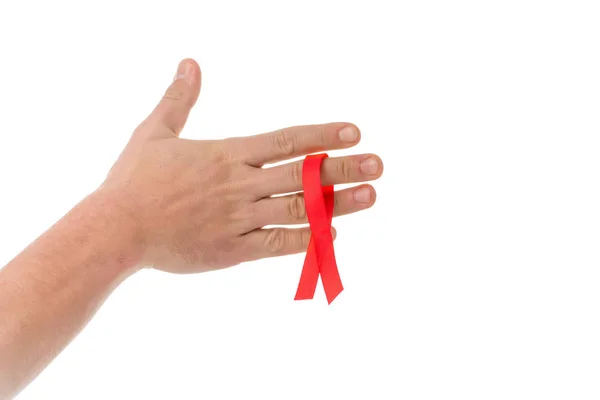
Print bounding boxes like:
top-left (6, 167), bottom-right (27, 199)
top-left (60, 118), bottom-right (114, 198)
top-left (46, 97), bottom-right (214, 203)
top-left (1, 1), bottom-right (599, 399)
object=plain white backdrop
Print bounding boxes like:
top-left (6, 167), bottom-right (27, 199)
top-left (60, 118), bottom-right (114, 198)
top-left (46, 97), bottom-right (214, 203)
top-left (1, 0), bottom-right (599, 399)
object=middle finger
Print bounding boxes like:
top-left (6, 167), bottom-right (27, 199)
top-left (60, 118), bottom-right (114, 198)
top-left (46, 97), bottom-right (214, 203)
top-left (253, 153), bottom-right (383, 197)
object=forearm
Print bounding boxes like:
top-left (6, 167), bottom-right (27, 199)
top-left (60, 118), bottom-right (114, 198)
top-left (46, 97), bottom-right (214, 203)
top-left (0, 190), bottom-right (140, 398)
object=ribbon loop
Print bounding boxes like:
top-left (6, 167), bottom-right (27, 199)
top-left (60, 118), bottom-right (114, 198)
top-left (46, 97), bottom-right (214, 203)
top-left (294, 153), bottom-right (343, 304)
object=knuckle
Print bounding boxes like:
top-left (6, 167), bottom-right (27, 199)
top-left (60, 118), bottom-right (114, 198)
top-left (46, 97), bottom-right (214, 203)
top-left (338, 159), bottom-right (353, 181)
top-left (230, 206), bottom-right (255, 231)
top-left (287, 193), bottom-right (306, 221)
top-left (219, 138), bottom-right (250, 163)
top-left (209, 141), bottom-right (233, 164)
top-left (290, 162), bottom-right (303, 186)
top-left (333, 192), bottom-right (341, 213)
top-left (273, 129), bottom-right (296, 157)
top-left (264, 228), bottom-right (287, 254)
top-left (301, 229), bottom-right (312, 249)
top-left (316, 129), bottom-right (328, 146)
top-left (163, 86), bottom-right (183, 101)
top-left (215, 237), bottom-right (237, 256)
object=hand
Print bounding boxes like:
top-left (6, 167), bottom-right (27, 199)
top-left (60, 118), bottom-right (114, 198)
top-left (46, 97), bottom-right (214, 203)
top-left (100, 59), bottom-right (384, 274)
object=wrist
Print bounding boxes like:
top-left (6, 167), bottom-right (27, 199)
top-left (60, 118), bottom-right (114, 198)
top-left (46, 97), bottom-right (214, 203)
top-left (84, 187), bottom-right (145, 275)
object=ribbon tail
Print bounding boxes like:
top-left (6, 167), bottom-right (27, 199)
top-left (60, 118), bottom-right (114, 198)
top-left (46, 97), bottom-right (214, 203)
top-left (316, 236), bottom-right (344, 304)
top-left (320, 184), bottom-right (342, 304)
top-left (294, 236), bottom-right (319, 300)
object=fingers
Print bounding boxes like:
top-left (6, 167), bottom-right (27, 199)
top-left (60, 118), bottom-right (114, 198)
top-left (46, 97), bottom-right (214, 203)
top-left (254, 153), bottom-right (384, 197)
top-left (146, 59), bottom-right (202, 138)
top-left (251, 185), bottom-right (376, 227)
top-left (239, 226), bottom-right (337, 262)
top-left (237, 123), bottom-right (361, 166)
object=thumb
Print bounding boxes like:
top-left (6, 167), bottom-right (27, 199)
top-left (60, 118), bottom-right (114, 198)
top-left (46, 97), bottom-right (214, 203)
top-left (147, 58), bottom-right (201, 137)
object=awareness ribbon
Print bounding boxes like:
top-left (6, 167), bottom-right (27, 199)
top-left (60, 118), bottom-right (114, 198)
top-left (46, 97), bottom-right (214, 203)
top-left (294, 153), bottom-right (344, 304)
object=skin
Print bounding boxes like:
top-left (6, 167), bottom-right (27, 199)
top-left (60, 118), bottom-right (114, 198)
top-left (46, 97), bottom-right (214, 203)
top-left (0, 58), bottom-right (383, 398)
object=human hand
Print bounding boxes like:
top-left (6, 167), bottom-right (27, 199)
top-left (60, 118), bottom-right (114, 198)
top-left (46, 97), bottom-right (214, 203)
top-left (100, 59), bottom-right (383, 274)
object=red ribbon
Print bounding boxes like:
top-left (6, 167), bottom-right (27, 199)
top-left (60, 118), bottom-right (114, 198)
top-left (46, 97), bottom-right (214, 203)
top-left (294, 153), bottom-right (344, 304)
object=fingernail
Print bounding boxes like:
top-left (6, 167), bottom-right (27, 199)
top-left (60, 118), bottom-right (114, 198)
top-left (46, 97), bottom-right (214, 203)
top-left (338, 126), bottom-right (358, 143)
top-left (174, 60), bottom-right (194, 83)
top-left (353, 187), bottom-right (372, 203)
top-left (360, 157), bottom-right (379, 175)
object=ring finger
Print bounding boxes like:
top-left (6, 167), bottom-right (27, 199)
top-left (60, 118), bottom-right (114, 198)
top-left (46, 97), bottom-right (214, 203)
top-left (254, 154), bottom-right (383, 197)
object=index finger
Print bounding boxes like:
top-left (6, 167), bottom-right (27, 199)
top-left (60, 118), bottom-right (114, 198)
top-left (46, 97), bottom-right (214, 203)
top-left (234, 123), bottom-right (361, 166)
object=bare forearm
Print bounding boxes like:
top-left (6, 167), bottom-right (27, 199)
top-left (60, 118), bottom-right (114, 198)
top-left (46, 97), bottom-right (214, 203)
top-left (0, 190), bottom-right (140, 398)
